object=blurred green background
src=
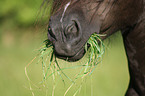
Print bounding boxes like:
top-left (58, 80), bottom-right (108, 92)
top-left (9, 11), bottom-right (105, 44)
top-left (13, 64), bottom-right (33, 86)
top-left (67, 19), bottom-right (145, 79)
top-left (0, 0), bottom-right (129, 96)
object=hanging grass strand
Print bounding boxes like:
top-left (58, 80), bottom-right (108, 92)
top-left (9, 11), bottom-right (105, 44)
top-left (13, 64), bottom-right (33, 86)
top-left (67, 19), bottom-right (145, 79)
top-left (26, 33), bottom-right (106, 96)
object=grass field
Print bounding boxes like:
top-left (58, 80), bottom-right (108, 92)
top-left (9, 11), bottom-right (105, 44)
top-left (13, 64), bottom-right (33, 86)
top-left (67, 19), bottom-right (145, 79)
top-left (0, 27), bottom-right (129, 96)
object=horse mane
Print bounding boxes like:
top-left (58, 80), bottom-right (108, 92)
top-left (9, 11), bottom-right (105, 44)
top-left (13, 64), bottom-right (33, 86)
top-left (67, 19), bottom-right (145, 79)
top-left (43, 0), bottom-right (96, 14)
top-left (42, 0), bottom-right (72, 15)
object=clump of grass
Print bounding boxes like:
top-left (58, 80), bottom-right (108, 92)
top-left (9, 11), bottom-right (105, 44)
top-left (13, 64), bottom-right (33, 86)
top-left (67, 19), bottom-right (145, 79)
top-left (63, 33), bottom-right (106, 95)
top-left (25, 33), bottom-right (106, 96)
top-left (84, 33), bottom-right (105, 75)
top-left (39, 33), bottom-right (105, 79)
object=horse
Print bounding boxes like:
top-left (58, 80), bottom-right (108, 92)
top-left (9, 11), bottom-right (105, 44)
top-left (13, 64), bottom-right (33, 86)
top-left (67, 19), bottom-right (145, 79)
top-left (46, 0), bottom-right (145, 96)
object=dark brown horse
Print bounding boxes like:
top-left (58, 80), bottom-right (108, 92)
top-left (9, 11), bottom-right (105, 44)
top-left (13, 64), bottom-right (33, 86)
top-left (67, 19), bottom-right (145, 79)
top-left (46, 0), bottom-right (145, 95)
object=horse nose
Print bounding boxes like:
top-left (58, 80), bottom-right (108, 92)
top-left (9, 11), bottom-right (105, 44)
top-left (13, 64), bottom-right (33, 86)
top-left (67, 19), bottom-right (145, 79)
top-left (54, 42), bottom-right (75, 57)
top-left (47, 25), bottom-right (57, 42)
top-left (64, 20), bottom-right (81, 43)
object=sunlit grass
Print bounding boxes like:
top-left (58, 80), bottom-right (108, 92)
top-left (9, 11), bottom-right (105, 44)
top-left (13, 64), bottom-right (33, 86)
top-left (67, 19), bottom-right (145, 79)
top-left (0, 29), bottom-right (127, 96)
top-left (25, 33), bottom-right (106, 96)
top-left (40, 33), bottom-right (105, 80)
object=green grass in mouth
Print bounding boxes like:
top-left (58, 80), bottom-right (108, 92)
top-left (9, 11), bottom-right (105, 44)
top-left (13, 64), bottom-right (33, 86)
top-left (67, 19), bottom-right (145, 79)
top-left (25, 33), bottom-right (106, 96)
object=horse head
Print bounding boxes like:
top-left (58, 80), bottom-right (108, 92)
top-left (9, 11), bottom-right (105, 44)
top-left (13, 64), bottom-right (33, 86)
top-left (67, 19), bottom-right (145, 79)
top-left (47, 0), bottom-right (143, 61)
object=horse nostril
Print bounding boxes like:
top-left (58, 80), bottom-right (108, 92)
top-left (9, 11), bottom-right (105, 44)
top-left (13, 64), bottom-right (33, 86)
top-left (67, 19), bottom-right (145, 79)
top-left (65, 20), bottom-right (80, 40)
top-left (48, 25), bottom-right (57, 41)
top-left (49, 18), bottom-right (51, 23)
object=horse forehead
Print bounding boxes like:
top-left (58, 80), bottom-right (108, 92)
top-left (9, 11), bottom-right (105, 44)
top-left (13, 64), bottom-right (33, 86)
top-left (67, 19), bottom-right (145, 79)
top-left (52, 0), bottom-right (114, 23)
top-left (60, 1), bottom-right (71, 23)
top-left (66, 0), bottom-right (111, 15)
top-left (53, 0), bottom-right (110, 11)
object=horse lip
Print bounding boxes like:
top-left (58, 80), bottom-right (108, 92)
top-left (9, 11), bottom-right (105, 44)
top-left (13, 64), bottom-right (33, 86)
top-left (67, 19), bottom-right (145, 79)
top-left (55, 46), bottom-right (85, 62)
top-left (70, 47), bottom-right (84, 59)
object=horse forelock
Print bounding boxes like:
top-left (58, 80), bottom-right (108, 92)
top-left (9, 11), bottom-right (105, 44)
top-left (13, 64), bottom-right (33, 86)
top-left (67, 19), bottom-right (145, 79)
top-left (52, 0), bottom-right (69, 13)
top-left (49, 0), bottom-right (106, 14)
top-left (45, 0), bottom-right (118, 24)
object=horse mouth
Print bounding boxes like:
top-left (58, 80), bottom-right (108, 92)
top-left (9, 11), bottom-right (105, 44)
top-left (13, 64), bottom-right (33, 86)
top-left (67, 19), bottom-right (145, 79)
top-left (54, 47), bottom-right (85, 62)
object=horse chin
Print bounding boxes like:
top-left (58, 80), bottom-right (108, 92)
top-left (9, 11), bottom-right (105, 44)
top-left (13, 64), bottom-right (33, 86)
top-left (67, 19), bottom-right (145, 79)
top-left (55, 48), bottom-right (85, 62)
